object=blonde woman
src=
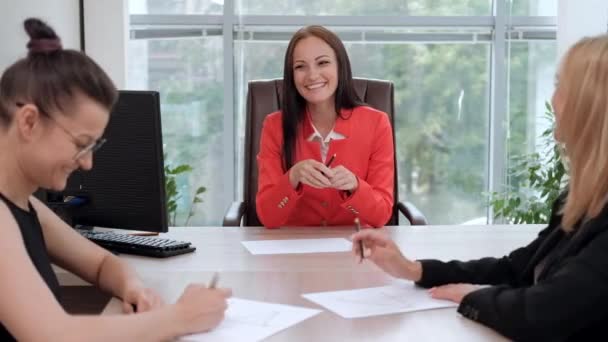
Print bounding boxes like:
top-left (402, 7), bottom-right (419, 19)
top-left (351, 34), bottom-right (608, 341)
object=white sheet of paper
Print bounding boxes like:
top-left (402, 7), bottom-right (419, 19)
top-left (181, 298), bottom-right (321, 342)
top-left (241, 238), bottom-right (352, 255)
top-left (302, 282), bottom-right (457, 319)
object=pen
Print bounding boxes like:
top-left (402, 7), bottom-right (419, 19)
top-left (129, 232), bottom-right (159, 236)
top-left (325, 153), bottom-right (336, 168)
top-left (208, 272), bottom-right (219, 289)
top-left (321, 153), bottom-right (336, 178)
top-left (354, 218), bottom-right (364, 262)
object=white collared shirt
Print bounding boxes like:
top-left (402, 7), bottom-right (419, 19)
top-left (307, 122), bottom-right (345, 163)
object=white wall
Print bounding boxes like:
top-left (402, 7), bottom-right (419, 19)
top-left (83, 0), bottom-right (129, 89)
top-left (558, 0), bottom-right (608, 60)
top-left (0, 0), bottom-right (80, 73)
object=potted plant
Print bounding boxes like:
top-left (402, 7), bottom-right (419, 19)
top-left (164, 154), bottom-right (206, 226)
top-left (489, 102), bottom-right (568, 224)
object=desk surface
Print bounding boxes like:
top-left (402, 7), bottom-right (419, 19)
top-left (96, 225), bottom-right (543, 341)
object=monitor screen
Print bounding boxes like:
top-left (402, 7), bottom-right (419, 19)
top-left (46, 90), bottom-right (168, 232)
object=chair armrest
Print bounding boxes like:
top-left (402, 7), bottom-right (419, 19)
top-left (223, 201), bottom-right (246, 226)
top-left (396, 201), bottom-right (429, 225)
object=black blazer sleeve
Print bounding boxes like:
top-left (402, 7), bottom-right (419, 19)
top-left (415, 194), bottom-right (567, 289)
top-left (415, 223), bottom-right (554, 288)
top-left (457, 229), bottom-right (608, 341)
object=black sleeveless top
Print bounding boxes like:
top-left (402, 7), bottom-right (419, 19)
top-left (0, 193), bottom-right (61, 341)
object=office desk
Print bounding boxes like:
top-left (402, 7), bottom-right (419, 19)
top-left (91, 225), bottom-right (543, 341)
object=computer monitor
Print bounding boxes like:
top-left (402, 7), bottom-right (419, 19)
top-left (44, 90), bottom-right (168, 233)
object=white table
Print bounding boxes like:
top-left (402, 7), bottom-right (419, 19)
top-left (61, 225), bottom-right (544, 341)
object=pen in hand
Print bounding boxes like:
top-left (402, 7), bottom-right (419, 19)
top-left (325, 153), bottom-right (336, 168)
top-left (354, 218), bottom-right (364, 263)
top-left (321, 153), bottom-right (336, 179)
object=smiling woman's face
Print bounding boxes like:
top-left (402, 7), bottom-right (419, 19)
top-left (292, 36), bottom-right (339, 107)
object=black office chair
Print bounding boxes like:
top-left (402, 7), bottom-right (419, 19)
top-left (223, 77), bottom-right (429, 226)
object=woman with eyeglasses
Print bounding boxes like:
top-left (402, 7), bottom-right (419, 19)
top-left (351, 34), bottom-right (608, 341)
top-left (0, 18), bottom-right (230, 341)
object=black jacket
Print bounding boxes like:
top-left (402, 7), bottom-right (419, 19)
top-left (416, 195), bottom-right (608, 341)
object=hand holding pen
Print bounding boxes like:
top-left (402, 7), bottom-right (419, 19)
top-left (288, 156), bottom-right (336, 189)
top-left (327, 154), bottom-right (359, 192)
top-left (351, 229), bottom-right (423, 281)
top-left (325, 153), bottom-right (336, 168)
top-left (175, 272), bottom-right (232, 334)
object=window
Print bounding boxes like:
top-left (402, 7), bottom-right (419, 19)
top-left (509, 0), bottom-right (557, 16)
top-left (128, 36), bottom-right (225, 225)
top-left (386, 44), bottom-right (490, 224)
top-left (506, 40), bottom-right (557, 192)
top-left (128, 0), bottom-right (557, 226)
top-left (130, 0), bottom-right (223, 14)
top-left (235, 0), bottom-right (491, 16)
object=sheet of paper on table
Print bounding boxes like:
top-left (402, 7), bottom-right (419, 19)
top-left (181, 298), bottom-right (321, 342)
top-left (241, 238), bottom-right (352, 255)
top-left (302, 281), bottom-right (457, 319)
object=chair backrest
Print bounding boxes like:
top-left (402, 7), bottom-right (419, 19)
top-left (243, 77), bottom-right (399, 226)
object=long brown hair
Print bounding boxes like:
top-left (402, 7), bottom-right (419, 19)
top-left (0, 18), bottom-right (117, 127)
top-left (557, 34), bottom-right (608, 231)
top-left (281, 25), bottom-right (363, 170)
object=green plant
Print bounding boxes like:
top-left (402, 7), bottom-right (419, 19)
top-left (164, 154), bottom-right (206, 226)
top-left (489, 102), bottom-right (568, 224)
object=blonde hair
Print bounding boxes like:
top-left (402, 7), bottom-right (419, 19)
top-left (558, 34), bottom-right (608, 231)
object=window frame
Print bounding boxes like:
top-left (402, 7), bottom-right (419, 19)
top-left (128, 0), bottom-right (557, 225)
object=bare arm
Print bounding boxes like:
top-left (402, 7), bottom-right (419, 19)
top-left (0, 202), bottom-right (229, 341)
top-left (31, 197), bottom-right (144, 304)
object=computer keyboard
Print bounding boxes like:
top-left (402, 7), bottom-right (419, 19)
top-left (78, 230), bottom-right (196, 258)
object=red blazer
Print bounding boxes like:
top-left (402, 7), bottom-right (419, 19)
top-left (256, 106), bottom-right (395, 228)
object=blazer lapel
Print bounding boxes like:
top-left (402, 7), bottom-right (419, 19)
top-left (522, 225), bottom-right (564, 279)
top-left (521, 196), bottom-right (567, 279)
top-left (530, 201), bottom-right (608, 282)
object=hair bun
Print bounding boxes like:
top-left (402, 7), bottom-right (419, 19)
top-left (24, 18), bottom-right (62, 54)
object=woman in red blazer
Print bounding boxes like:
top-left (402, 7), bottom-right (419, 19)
top-left (256, 25), bottom-right (394, 228)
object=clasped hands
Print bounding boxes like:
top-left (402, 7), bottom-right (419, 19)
top-left (289, 159), bottom-right (358, 192)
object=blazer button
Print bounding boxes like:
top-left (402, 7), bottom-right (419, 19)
top-left (321, 219), bottom-right (327, 226)
top-left (321, 201), bottom-right (328, 208)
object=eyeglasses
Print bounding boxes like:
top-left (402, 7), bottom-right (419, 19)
top-left (16, 102), bottom-right (106, 160)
